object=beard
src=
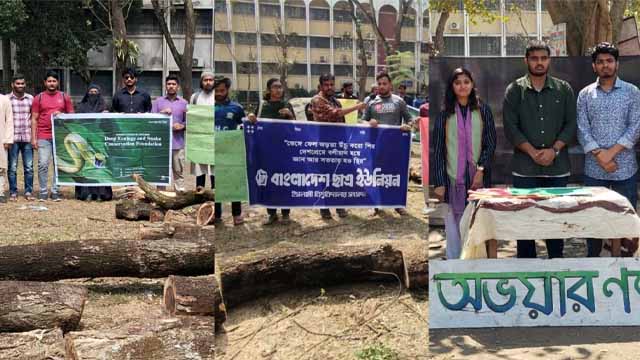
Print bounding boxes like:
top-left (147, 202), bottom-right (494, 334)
top-left (528, 65), bottom-right (548, 76)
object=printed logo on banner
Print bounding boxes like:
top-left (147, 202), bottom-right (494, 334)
top-left (243, 119), bottom-right (411, 208)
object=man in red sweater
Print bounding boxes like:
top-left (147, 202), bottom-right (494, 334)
top-left (31, 70), bottom-right (74, 202)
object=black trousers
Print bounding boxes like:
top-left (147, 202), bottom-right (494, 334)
top-left (197, 174), bottom-right (241, 218)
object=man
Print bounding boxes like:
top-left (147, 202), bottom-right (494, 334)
top-left (31, 70), bottom-right (74, 202)
top-left (112, 68), bottom-right (152, 113)
top-left (7, 74), bottom-right (34, 201)
top-left (396, 84), bottom-right (414, 107)
top-left (214, 76), bottom-right (247, 226)
top-left (152, 75), bottom-right (188, 192)
top-left (310, 73), bottom-right (366, 219)
top-left (362, 72), bottom-right (413, 217)
top-left (364, 85), bottom-right (378, 106)
top-left (503, 40), bottom-right (576, 259)
top-left (0, 93), bottom-right (13, 203)
top-left (338, 81), bottom-right (358, 100)
top-left (577, 42), bottom-right (640, 257)
top-left (190, 71), bottom-right (216, 190)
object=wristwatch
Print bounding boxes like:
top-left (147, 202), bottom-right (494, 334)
top-left (553, 146), bottom-right (561, 157)
top-left (476, 165), bottom-right (485, 172)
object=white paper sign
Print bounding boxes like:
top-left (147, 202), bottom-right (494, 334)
top-left (430, 258), bottom-right (640, 328)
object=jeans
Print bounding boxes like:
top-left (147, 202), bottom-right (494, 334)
top-left (512, 175), bottom-right (569, 259)
top-left (584, 172), bottom-right (638, 257)
top-left (37, 139), bottom-right (59, 197)
top-left (8, 142), bottom-right (34, 195)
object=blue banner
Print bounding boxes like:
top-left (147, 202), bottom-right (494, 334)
top-left (244, 119), bottom-right (411, 208)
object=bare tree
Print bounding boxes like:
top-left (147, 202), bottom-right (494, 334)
top-left (151, 0), bottom-right (196, 100)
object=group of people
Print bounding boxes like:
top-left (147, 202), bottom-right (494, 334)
top-left (433, 40), bottom-right (640, 260)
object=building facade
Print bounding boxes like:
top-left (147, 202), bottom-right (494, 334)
top-left (0, 0), bottom-right (555, 109)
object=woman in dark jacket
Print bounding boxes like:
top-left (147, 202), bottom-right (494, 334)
top-left (432, 68), bottom-right (497, 259)
top-left (75, 84), bottom-right (113, 201)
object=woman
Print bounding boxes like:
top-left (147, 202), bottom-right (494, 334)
top-left (75, 84), bottom-right (112, 201)
top-left (254, 78), bottom-right (295, 225)
top-left (432, 68), bottom-right (496, 259)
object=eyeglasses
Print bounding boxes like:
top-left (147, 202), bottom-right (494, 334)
top-left (124, 75), bottom-right (135, 80)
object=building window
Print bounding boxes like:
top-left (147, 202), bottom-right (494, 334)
top-left (214, 0), bottom-right (226, 13)
top-left (401, 15), bottom-right (416, 27)
top-left (171, 9), bottom-right (213, 34)
top-left (289, 35), bottom-right (307, 48)
top-left (398, 42), bottom-right (415, 52)
top-left (470, 36), bottom-right (501, 56)
top-left (482, 0), bottom-right (500, 11)
top-left (70, 71), bottom-right (114, 98)
top-left (232, 2), bottom-right (256, 15)
top-left (137, 71), bottom-right (163, 97)
top-left (420, 42), bottom-right (433, 54)
top-left (311, 64), bottom-right (331, 75)
top-left (334, 37), bottom-right (352, 50)
top-left (261, 34), bottom-right (278, 46)
top-left (310, 7), bottom-right (330, 21)
top-left (506, 0), bottom-right (536, 11)
top-left (310, 36), bottom-right (330, 49)
top-left (290, 64), bottom-right (307, 75)
top-left (439, 37), bottom-right (464, 56)
top-left (235, 32), bottom-right (257, 45)
top-left (357, 65), bottom-right (375, 77)
top-left (507, 36), bottom-right (536, 56)
top-left (215, 31), bottom-right (231, 44)
top-left (334, 9), bottom-right (352, 22)
top-left (215, 61), bottom-right (233, 73)
top-left (126, 10), bottom-right (161, 35)
top-left (260, 4), bottom-right (280, 17)
top-left (335, 65), bottom-right (353, 77)
top-left (262, 63), bottom-right (280, 74)
top-left (285, 6), bottom-right (306, 19)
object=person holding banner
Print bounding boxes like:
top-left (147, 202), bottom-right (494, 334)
top-left (577, 42), bottom-right (640, 257)
top-left (362, 72), bottom-right (414, 217)
top-left (31, 70), bottom-right (75, 202)
top-left (252, 78), bottom-right (296, 225)
top-left (214, 76), bottom-right (248, 226)
top-left (75, 84), bottom-right (112, 201)
top-left (310, 73), bottom-right (366, 219)
top-left (432, 67), bottom-right (497, 260)
top-left (7, 74), bottom-right (34, 202)
top-left (190, 71), bottom-right (216, 190)
top-left (152, 75), bottom-right (188, 192)
top-left (503, 40), bottom-right (576, 259)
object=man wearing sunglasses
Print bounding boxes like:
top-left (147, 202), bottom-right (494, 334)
top-left (112, 68), bottom-right (152, 113)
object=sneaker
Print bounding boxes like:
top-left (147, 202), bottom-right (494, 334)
top-left (233, 215), bottom-right (244, 226)
top-left (0, 195), bottom-right (6, 203)
top-left (50, 193), bottom-right (62, 202)
top-left (281, 213), bottom-right (291, 225)
top-left (38, 194), bottom-right (48, 202)
top-left (25, 193), bottom-right (35, 201)
top-left (320, 209), bottom-right (332, 220)
top-left (9, 194), bottom-right (18, 202)
top-left (336, 209), bottom-right (348, 218)
top-left (395, 208), bottom-right (409, 216)
top-left (263, 214), bottom-right (279, 226)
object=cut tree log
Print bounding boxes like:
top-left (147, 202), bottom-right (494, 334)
top-left (138, 222), bottom-right (214, 241)
top-left (65, 316), bottom-right (214, 360)
top-left (149, 208), bottom-right (166, 222)
top-left (0, 328), bottom-right (66, 360)
top-left (133, 173), bottom-right (215, 210)
top-left (163, 275), bottom-right (226, 328)
top-left (219, 244), bottom-right (406, 309)
top-left (196, 202), bottom-right (215, 226)
top-left (405, 256), bottom-right (428, 290)
top-left (0, 238), bottom-right (214, 281)
top-left (115, 199), bottom-right (154, 220)
top-left (0, 281), bottom-right (87, 332)
top-left (164, 209), bottom-right (196, 224)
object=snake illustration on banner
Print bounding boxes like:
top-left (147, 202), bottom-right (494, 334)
top-left (57, 133), bottom-right (107, 174)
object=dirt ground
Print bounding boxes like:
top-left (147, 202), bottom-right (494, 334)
top-left (427, 209), bottom-right (640, 360)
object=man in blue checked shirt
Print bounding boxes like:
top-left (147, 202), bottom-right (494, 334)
top-left (577, 42), bottom-right (640, 257)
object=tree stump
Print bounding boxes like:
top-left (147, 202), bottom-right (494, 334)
top-left (196, 202), bottom-right (215, 226)
top-left (0, 328), bottom-right (65, 360)
top-left (0, 282), bottom-right (87, 332)
top-left (219, 244), bottom-right (407, 309)
top-left (133, 174), bottom-right (215, 210)
top-left (115, 199), bottom-right (154, 220)
top-left (163, 275), bottom-right (226, 328)
top-left (0, 238), bottom-right (214, 281)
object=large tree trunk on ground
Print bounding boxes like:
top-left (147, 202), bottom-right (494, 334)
top-left (0, 238), bottom-right (214, 281)
top-left (138, 222), bottom-right (214, 241)
top-left (0, 282), bottom-right (87, 332)
top-left (65, 317), bottom-right (214, 360)
top-left (163, 275), bottom-right (226, 328)
top-left (115, 199), bottom-right (154, 220)
top-left (219, 244), bottom-right (407, 309)
top-left (404, 255), bottom-right (428, 290)
top-left (0, 328), bottom-right (66, 359)
top-left (133, 174), bottom-right (215, 210)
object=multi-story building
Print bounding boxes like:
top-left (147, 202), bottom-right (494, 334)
top-left (0, 0), bottom-right (556, 108)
